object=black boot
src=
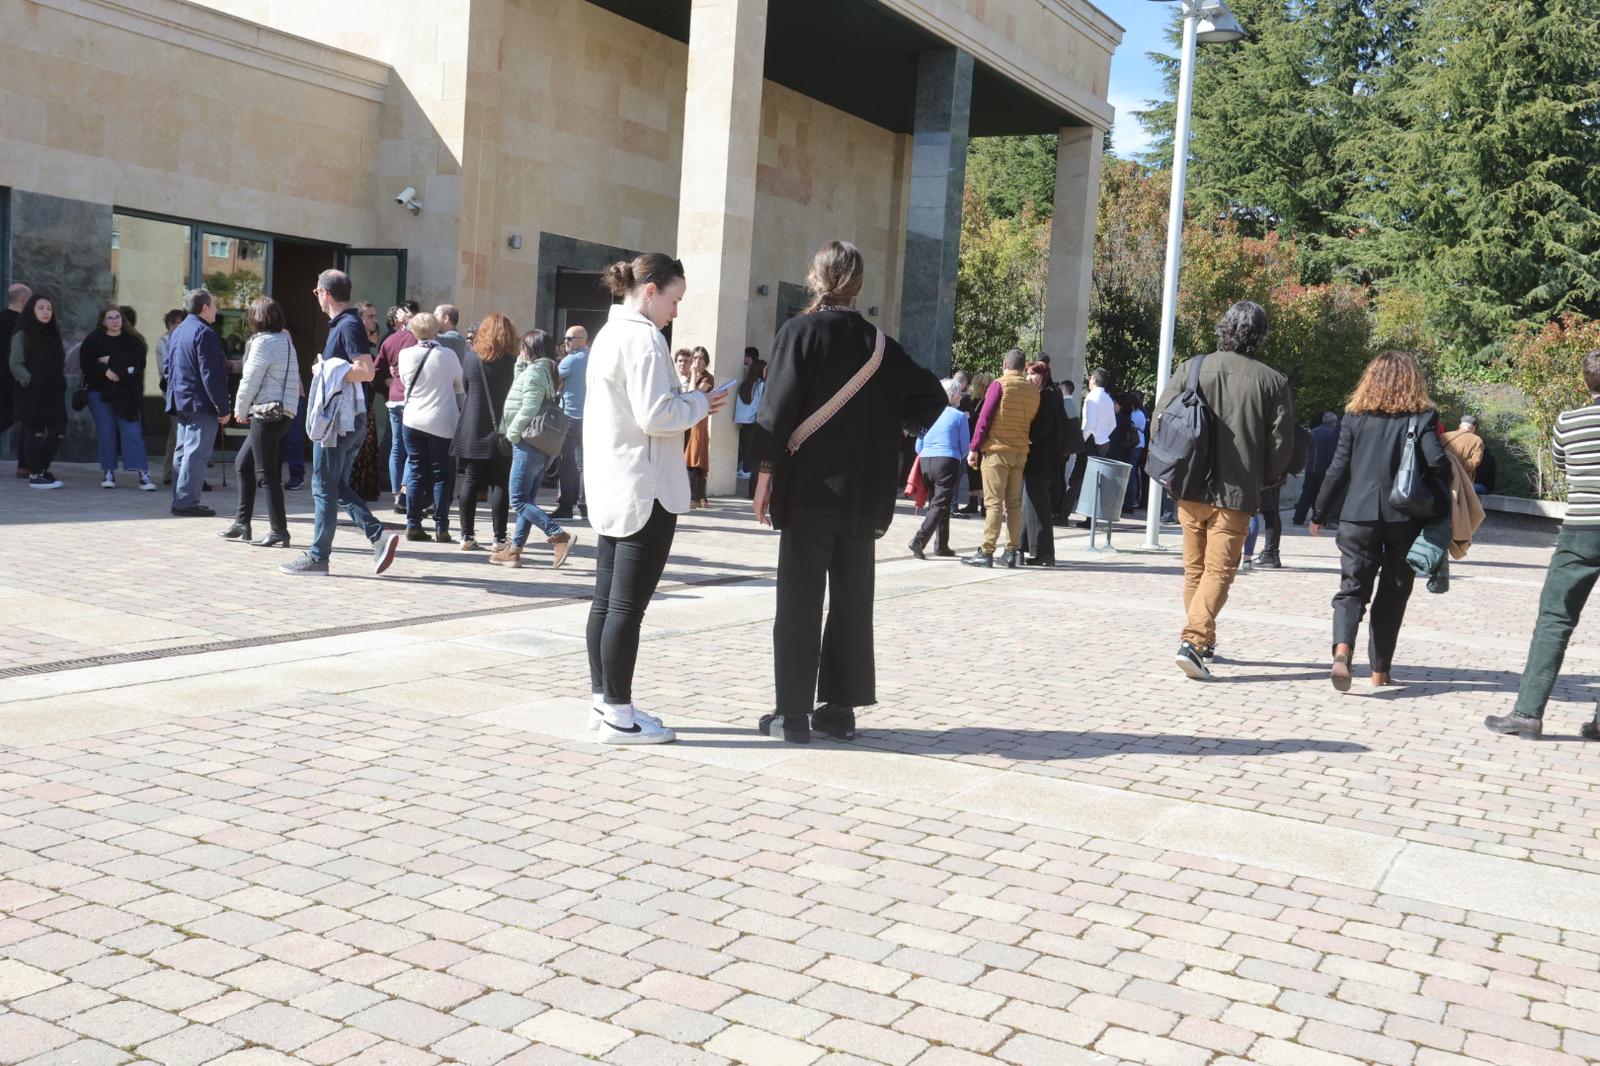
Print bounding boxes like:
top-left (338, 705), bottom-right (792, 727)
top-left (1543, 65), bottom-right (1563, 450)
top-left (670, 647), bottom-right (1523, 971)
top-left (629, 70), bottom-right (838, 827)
top-left (963, 549), bottom-right (994, 568)
top-left (758, 713), bottom-right (811, 744)
top-left (253, 530), bottom-right (291, 548)
top-left (812, 703), bottom-right (856, 740)
top-left (1255, 552), bottom-right (1282, 569)
top-left (1006, 549), bottom-right (1021, 569)
top-left (218, 521), bottom-right (251, 541)
top-left (1484, 713), bottom-right (1542, 739)
top-left (908, 537), bottom-right (926, 560)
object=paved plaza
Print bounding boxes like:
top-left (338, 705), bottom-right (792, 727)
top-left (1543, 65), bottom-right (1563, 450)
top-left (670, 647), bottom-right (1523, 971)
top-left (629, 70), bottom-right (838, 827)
top-left (1, 464), bottom-right (1599, 1066)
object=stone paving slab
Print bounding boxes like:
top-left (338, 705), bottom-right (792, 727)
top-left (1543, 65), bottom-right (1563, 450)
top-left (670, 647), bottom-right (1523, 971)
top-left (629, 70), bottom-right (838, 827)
top-left (2, 465), bottom-right (1600, 1064)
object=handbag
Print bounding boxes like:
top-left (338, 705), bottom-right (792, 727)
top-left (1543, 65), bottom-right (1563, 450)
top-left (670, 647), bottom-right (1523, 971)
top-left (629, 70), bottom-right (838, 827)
top-left (71, 385), bottom-right (88, 412)
top-left (1389, 412), bottom-right (1441, 519)
top-left (786, 326), bottom-right (884, 454)
top-left (248, 338), bottom-right (295, 423)
top-left (520, 363), bottom-right (569, 457)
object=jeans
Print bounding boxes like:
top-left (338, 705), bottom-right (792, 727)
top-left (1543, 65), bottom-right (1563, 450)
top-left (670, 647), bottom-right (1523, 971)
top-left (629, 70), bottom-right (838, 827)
top-left (1178, 499), bottom-right (1251, 647)
top-left (235, 417), bottom-right (291, 534)
top-left (509, 442), bottom-right (564, 547)
top-left (555, 417), bottom-right (584, 512)
top-left (171, 411), bottom-right (217, 509)
top-left (459, 451), bottom-right (511, 542)
top-left (1514, 526), bottom-right (1600, 720)
top-left (587, 502), bottom-right (676, 704)
top-left (1332, 518), bottom-right (1423, 673)
top-left (774, 527), bottom-right (876, 717)
top-left (87, 392), bottom-right (148, 473)
top-left (387, 403), bottom-right (408, 496)
top-left (286, 403), bottom-right (306, 479)
top-left (1244, 513), bottom-right (1262, 559)
top-left (21, 422), bottom-right (63, 475)
top-left (309, 411), bottom-right (384, 564)
top-left (979, 451), bottom-right (1027, 553)
top-left (403, 424), bottom-right (454, 532)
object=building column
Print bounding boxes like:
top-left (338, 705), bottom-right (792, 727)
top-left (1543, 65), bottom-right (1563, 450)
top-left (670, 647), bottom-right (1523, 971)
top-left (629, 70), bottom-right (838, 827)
top-left (673, 0), bottom-right (768, 497)
top-left (1042, 125), bottom-right (1104, 391)
top-left (897, 48), bottom-right (974, 375)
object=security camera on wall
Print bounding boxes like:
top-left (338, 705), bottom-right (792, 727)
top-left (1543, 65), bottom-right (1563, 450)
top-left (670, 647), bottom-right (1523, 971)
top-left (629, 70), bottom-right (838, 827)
top-left (395, 187), bottom-right (422, 214)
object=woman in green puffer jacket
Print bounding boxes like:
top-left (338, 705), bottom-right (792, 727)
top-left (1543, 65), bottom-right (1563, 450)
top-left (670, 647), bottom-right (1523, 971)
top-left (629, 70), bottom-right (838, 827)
top-left (491, 329), bottom-right (574, 568)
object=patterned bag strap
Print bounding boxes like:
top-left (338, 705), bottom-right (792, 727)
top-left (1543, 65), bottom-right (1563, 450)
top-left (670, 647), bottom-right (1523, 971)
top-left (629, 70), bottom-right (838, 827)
top-left (786, 327), bottom-right (884, 455)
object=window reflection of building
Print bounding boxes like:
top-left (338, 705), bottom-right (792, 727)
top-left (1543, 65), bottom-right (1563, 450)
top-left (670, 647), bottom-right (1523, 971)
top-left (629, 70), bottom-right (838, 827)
top-left (109, 213), bottom-right (191, 401)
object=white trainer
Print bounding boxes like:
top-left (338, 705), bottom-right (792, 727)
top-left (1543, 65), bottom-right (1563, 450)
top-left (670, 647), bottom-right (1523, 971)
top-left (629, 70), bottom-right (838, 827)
top-left (589, 704), bottom-right (663, 731)
top-left (101, 474), bottom-right (116, 489)
top-left (598, 711), bottom-right (676, 745)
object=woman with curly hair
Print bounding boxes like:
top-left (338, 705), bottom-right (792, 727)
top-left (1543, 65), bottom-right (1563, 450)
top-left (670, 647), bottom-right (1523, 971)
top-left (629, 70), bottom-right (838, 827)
top-left (454, 312), bottom-right (520, 550)
top-left (1310, 350), bottom-right (1451, 691)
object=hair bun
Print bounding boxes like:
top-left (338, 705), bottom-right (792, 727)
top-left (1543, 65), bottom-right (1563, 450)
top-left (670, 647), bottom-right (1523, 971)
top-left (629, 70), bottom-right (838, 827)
top-left (602, 261), bottom-right (635, 298)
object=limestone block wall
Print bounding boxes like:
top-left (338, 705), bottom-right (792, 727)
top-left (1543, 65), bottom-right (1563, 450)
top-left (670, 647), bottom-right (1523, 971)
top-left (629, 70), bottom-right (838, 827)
top-left (746, 82), bottom-right (911, 357)
top-left (0, 0), bottom-right (385, 247)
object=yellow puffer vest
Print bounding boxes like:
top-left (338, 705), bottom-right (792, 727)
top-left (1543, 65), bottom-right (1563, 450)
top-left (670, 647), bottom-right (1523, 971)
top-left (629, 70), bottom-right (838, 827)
top-left (981, 371), bottom-right (1040, 454)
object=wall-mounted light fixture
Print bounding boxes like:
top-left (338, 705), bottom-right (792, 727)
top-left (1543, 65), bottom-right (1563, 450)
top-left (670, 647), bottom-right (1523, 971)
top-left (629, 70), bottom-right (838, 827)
top-left (507, 234), bottom-right (523, 250)
top-left (867, 306), bottom-right (879, 317)
top-left (756, 284), bottom-right (770, 296)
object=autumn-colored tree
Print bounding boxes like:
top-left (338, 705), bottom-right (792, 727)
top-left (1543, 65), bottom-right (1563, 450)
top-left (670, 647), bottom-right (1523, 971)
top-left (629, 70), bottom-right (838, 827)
top-left (1508, 315), bottom-right (1600, 498)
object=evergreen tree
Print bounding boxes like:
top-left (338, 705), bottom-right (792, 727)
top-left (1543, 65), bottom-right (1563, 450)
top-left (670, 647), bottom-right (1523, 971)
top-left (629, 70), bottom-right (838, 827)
top-left (965, 135), bottom-right (1058, 220)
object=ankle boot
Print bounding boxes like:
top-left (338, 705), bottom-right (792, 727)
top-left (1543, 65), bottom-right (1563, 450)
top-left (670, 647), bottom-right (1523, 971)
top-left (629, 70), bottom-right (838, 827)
top-left (489, 544), bottom-right (523, 568)
top-left (218, 521), bottom-right (251, 541)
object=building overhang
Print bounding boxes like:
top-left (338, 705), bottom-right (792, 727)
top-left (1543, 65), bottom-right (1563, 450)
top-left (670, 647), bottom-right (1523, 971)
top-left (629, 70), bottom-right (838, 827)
top-left (585, 0), bottom-right (1116, 136)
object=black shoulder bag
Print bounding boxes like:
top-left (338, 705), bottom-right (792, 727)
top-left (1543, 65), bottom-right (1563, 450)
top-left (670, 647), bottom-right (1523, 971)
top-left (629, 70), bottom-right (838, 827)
top-left (1389, 412), bottom-right (1442, 519)
top-left (476, 357), bottom-right (511, 458)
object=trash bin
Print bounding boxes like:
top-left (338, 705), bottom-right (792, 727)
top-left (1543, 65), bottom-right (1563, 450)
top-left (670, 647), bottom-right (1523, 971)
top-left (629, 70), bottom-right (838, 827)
top-left (1074, 456), bottom-right (1133, 525)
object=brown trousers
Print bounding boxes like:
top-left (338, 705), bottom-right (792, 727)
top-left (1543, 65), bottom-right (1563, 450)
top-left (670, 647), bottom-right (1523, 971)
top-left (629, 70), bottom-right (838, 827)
top-left (980, 451), bottom-right (1027, 553)
top-left (1178, 499), bottom-right (1251, 647)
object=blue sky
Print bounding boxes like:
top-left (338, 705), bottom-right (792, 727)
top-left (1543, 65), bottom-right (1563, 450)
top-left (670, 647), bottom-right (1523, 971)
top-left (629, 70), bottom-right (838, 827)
top-left (1094, 0), bottom-right (1176, 158)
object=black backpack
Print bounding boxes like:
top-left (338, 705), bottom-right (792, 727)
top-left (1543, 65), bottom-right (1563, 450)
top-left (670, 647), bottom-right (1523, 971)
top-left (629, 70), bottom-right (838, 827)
top-left (1144, 354), bottom-right (1215, 502)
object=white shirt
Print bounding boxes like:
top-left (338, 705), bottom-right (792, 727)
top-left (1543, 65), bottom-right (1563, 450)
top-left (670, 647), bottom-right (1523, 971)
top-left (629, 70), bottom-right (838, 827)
top-left (733, 378), bottom-right (764, 425)
top-left (1082, 385), bottom-right (1116, 445)
top-left (398, 341), bottom-right (464, 439)
top-left (582, 304), bottom-right (710, 537)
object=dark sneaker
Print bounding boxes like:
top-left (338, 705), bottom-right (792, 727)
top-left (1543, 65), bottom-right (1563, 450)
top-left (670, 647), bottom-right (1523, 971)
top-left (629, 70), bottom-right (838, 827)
top-left (280, 554), bottom-right (328, 576)
top-left (963, 550), bottom-right (995, 568)
top-left (1484, 713), bottom-right (1542, 739)
top-left (1201, 644), bottom-right (1216, 662)
top-left (405, 526), bottom-right (431, 542)
top-left (28, 473), bottom-right (63, 490)
top-left (393, 496), bottom-right (407, 514)
top-left (908, 539), bottom-right (926, 560)
top-left (1175, 641), bottom-right (1214, 681)
top-left (1255, 552), bottom-right (1282, 569)
top-left (933, 547), bottom-right (957, 558)
top-left (284, 476), bottom-right (305, 490)
top-left (1005, 549), bottom-right (1022, 569)
top-left (171, 505), bottom-right (215, 517)
top-left (758, 713), bottom-right (811, 744)
top-left (550, 509), bottom-right (575, 521)
top-left (811, 703), bottom-right (856, 741)
top-left (434, 529), bottom-right (455, 544)
top-left (1583, 721), bottom-right (1600, 741)
top-left (373, 532), bottom-right (400, 575)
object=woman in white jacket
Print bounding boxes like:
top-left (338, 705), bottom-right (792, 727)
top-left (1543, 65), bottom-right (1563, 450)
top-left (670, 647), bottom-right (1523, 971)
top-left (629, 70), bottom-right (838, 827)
top-left (584, 254), bottom-right (727, 744)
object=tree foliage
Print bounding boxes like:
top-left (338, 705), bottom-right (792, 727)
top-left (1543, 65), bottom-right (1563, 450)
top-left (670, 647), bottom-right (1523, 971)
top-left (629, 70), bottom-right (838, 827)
top-left (1508, 314), bottom-right (1600, 498)
top-left (952, 186), bottom-right (1049, 375)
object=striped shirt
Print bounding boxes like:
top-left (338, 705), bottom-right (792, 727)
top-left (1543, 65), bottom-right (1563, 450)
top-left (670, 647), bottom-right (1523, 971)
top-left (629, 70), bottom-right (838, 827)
top-left (1554, 399), bottom-right (1600, 526)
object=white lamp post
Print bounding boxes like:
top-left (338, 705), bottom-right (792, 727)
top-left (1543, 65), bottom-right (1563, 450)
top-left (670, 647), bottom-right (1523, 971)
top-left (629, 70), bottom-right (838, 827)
top-left (1142, 0), bottom-right (1245, 549)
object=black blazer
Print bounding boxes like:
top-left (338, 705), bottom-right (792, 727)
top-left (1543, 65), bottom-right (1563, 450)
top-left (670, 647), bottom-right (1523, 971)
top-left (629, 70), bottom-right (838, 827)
top-left (1313, 409), bottom-right (1452, 523)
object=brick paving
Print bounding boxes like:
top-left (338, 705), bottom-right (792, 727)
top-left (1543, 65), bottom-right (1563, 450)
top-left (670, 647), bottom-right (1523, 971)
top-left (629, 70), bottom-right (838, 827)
top-left (2, 464), bottom-right (1600, 1064)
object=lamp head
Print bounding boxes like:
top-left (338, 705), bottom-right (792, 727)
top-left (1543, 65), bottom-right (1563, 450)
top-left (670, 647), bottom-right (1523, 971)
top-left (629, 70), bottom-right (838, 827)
top-left (1197, 3), bottom-right (1246, 44)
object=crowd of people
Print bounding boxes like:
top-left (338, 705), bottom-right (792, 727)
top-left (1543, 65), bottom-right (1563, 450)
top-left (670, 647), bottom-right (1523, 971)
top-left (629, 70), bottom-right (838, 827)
top-left (5, 240), bottom-right (1596, 747)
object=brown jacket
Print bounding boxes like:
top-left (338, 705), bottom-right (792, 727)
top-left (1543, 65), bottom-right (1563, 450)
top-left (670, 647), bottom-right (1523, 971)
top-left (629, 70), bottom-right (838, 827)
top-left (1442, 428), bottom-right (1485, 479)
top-left (1446, 450), bottom-right (1485, 559)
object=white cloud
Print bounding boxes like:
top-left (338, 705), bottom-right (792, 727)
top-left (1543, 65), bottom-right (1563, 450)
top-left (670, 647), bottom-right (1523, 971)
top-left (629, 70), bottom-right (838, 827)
top-left (1108, 91), bottom-right (1157, 160)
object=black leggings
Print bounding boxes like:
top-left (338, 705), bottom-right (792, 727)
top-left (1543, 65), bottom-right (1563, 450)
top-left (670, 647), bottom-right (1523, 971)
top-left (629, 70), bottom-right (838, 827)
top-left (459, 452), bottom-right (511, 542)
top-left (587, 502), bottom-right (678, 704)
top-left (235, 417), bottom-right (291, 534)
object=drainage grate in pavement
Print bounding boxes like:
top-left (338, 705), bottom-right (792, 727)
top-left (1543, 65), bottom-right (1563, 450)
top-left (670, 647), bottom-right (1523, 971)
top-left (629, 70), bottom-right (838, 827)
top-left (0, 571), bottom-right (762, 680)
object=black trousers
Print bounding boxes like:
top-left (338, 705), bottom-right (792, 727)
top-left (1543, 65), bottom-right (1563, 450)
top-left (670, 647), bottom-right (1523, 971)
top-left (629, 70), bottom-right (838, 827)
top-left (914, 456), bottom-right (960, 553)
top-left (1019, 468), bottom-right (1056, 561)
top-left (1332, 518), bottom-right (1422, 673)
top-left (1294, 471), bottom-right (1325, 525)
top-left (555, 417), bottom-right (584, 513)
top-left (587, 502), bottom-right (677, 704)
top-left (235, 417), bottom-right (291, 534)
top-left (774, 527), bottom-right (875, 717)
top-left (1259, 486), bottom-right (1283, 557)
top-left (459, 452), bottom-right (511, 542)
top-left (737, 422), bottom-right (755, 472)
top-left (22, 422), bottom-right (63, 474)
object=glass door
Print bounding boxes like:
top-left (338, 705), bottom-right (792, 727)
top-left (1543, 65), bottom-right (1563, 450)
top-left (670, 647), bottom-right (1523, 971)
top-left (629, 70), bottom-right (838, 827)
top-left (339, 249), bottom-right (408, 318)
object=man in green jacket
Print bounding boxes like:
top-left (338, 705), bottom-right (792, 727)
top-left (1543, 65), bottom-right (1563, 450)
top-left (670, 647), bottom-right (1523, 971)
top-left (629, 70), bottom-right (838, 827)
top-left (1154, 301), bottom-right (1295, 680)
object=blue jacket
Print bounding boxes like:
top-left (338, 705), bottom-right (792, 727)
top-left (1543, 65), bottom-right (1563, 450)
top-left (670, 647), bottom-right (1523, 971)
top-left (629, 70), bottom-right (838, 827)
top-left (1310, 421), bottom-right (1340, 475)
top-left (163, 314), bottom-right (230, 416)
top-left (916, 405), bottom-right (971, 460)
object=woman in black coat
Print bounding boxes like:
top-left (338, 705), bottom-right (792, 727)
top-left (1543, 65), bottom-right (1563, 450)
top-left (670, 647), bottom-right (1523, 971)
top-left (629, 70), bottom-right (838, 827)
top-left (752, 241), bottom-right (946, 744)
top-left (1310, 350), bottom-right (1452, 691)
top-left (7, 294), bottom-right (67, 489)
top-left (453, 313), bottom-right (520, 550)
top-left (1018, 361), bottom-right (1062, 566)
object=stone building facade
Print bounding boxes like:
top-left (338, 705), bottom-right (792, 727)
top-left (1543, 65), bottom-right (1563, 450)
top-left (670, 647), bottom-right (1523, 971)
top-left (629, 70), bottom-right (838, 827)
top-left (0, 0), bottom-right (1119, 485)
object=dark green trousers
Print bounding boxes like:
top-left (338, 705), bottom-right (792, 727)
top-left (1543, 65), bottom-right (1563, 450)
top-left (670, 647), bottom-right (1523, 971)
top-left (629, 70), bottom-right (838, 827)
top-left (1514, 525), bottom-right (1600, 719)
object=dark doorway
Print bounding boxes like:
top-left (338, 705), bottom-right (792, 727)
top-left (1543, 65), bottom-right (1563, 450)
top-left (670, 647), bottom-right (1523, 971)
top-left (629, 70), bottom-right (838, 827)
top-left (271, 239), bottom-right (337, 379)
top-left (554, 269), bottom-right (613, 348)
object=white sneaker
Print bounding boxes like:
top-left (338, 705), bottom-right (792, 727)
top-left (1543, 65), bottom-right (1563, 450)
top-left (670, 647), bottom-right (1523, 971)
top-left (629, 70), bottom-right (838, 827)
top-left (1239, 558), bottom-right (1254, 573)
top-left (589, 703), bottom-right (663, 731)
top-left (597, 707), bottom-right (676, 745)
top-left (101, 473), bottom-right (116, 489)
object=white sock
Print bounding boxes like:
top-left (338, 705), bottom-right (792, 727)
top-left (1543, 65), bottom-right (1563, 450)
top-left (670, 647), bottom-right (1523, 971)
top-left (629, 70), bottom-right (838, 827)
top-left (591, 693), bottom-right (606, 711)
top-left (601, 701), bottom-right (635, 728)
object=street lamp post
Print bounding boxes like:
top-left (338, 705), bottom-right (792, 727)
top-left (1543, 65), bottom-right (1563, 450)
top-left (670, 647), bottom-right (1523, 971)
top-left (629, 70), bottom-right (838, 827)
top-left (1142, 0), bottom-right (1245, 549)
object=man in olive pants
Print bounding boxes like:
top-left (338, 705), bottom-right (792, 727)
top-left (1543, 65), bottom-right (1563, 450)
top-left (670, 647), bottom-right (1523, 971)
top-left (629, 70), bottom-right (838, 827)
top-left (1486, 350), bottom-right (1600, 741)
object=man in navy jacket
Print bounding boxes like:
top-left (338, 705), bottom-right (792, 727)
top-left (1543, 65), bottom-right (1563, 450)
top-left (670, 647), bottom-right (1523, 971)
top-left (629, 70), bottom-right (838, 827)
top-left (164, 289), bottom-right (230, 515)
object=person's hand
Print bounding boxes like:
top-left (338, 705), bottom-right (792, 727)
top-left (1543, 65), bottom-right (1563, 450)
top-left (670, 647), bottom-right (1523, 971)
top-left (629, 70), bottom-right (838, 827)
top-left (707, 391), bottom-right (729, 417)
top-left (753, 470), bottom-right (773, 527)
top-left (1308, 522), bottom-right (1322, 537)
top-left (966, 451), bottom-right (980, 470)
top-left (218, 414), bottom-right (230, 425)
top-left (105, 370), bottom-right (120, 383)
